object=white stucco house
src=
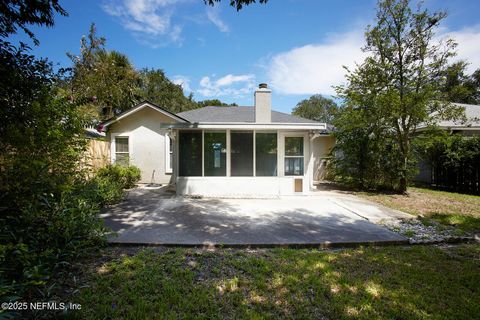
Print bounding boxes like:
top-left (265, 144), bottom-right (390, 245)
top-left (101, 83), bottom-right (334, 197)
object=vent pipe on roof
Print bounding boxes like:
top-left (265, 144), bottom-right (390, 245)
top-left (254, 83), bottom-right (271, 123)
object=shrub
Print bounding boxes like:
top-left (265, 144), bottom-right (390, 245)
top-left (76, 176), bottom-right (124, 206)
top-left (415, 133), bottom-right (480, 194)
top-left (0, 43), bottom-right (140, 318)
top-left (97, 164), bottom-right (141, 189)
top-left (0, 190), bottom-right (109, 318)
top-left (0, 102), bottom-right (137, 317)
top-left (0, 40), bottom-right (141, 318)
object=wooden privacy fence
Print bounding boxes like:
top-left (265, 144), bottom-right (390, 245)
top-left (431, 162), bottom-right (480, 195)
top-left (81, 138), bottom-right (110, 173)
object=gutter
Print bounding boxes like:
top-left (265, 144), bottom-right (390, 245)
top-left (159, 122), bottom-right (329, 131)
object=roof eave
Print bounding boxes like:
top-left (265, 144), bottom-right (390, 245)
top-left (102, 101), bottom-right (190, 129)
top-left (160, 122), bottom-right (328, 130)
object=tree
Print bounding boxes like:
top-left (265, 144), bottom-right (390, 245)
top-left (204, 0), bottom-right (268, 11)
top-left (334, 0), bottom-right (463, 192)
top-left (197, 99), bottom-right (238, 108)
top-left (66, 24), bottom-right (139, 119)
top-left (1, 0), bottom-right (69, 130)
top-left (292, 95), bottom-right (338, 123)
top-left (0, 0), bottom-right (66, 45)
top-left (440, 61), bottom-right (480, 104)
top-left (136, 68), bottom-right (199, 113)
top-left (0, 41), bottom-right (105, 308)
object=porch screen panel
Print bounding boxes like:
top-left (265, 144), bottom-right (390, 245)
top-left (179, 131), bottom-right (202, 176)
top-left (255, 133), bottom-right (277, 176)
top-left (231, 131), bottom-right (253, 176)
top-left (204, 131), bottom-right (227, 176)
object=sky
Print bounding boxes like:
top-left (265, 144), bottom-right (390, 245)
top-left (12, 0), bottom-right (480, 113)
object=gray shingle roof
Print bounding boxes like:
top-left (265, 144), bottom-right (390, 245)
top-left (177, 106), bottom-right (320, 124)
top-left (435, 103), bottom-right (480, 128)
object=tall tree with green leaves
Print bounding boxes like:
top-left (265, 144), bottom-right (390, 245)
top-left (292, 95), bottom-right (338, 123)
top-left (197, 99), bottom-right (238, 107)
top-left (440, 61), bottom-right (480, 104)
top-left (136, 68), bottom-right (199, 113)
top-left (334, 0), bottom-right (463, 192)
top-left (0, 0), bottom-right (66, 45)
top-left (0, 3), bottom-right (111, 308)
top-left (66, 24), bottom-right (139, 120)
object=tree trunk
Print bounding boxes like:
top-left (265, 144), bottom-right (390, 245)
top-left (399, 174), bottom-right (407, 193)
top-left (398, 137), bottom-right (410, 193)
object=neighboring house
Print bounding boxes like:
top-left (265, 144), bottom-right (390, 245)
top-left (101, 84), bottom-right (334, 197)
top-left (418, 103), bottom-right (480, 136)
top-left (416, 102), bottom-right (480, 183)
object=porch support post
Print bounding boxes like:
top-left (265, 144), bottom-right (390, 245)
top-left (226, 129), bottom-right (231, 177)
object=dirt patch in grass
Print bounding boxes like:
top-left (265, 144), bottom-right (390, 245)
top-left (358, 187), bottom-right (480, 233)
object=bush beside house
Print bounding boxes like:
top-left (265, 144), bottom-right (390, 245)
top-left (97, 165), bottom-right (141, 190)
top-left (415, 133), bottom-right (480, 194)
top-left (0, 38), bottom-right (142, 317)
top-left (0, 163), bottom-right (141, 318)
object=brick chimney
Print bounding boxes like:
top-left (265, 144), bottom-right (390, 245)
top-left (254, 83), bottom-right (271, 123)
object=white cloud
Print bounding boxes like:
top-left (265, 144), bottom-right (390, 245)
top-left (101, 0), bottom-right (184, 46)
top-left (438, 25), bottom-right (480, 73)
top-left (266, 31), bottom-right (366, 95)
top-left (172, 75), bottom-right (192, 93)
top-left (267, 25), bottom-right (480, 96)
top-left (198, 74), bottom-right (256, 97)
top-left (206, 7), bottom-right (230, 33)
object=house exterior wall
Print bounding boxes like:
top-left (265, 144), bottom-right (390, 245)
top-left (311, 135), bottom-right (335, 183)
top-left (107, 107), bottom-right (175, 184)
top-left (175, 129), bottom-right (325, 197)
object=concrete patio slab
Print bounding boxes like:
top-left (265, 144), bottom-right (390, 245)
top-left (101, 186), bottom-right (408, 247)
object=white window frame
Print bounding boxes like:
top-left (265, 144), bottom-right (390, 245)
top-left (111, 133), bottom-right (131, 165)
top-left (165, 135), bottom-right (173, 173)
top-left (284, 136), bottom-right (305, 176)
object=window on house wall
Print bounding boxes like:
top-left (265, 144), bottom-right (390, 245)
top-left (256, 132), bottom-right (277, 176)
top-left (165, 136), bottom-right (173, 173)
top-left (115, 136), bottom-right (129, 166)
top-left (204, 131), bottom-right (227, 176)
top-left (231, 131), bottom-right (253, 176)
top-left (179, 131), bottom-right (202, 176)
top-left (284, 137), bottom-right (304, 175)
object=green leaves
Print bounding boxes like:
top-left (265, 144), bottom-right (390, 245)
top-left (333, 0), bottom-right (458, 192)
top-left (440, 61), bottom-right (480, 104)
top-left (66, 24), bottom-right (201, 120)
top-left (136, 68), bottom-right (199, 113)
top-left (0, 0), bottom-right (67, 45)
top-left (204, 0), bottom-right (268, 11)
top-left (66, 24), bottom-right (139, 120)
top-left (415, 133), bottom-right (480, 194)
top-left (292, 95), bottom-right (338, 123)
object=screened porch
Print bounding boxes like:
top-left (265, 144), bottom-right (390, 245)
top-left (177, 130), bottom-right (306, 178)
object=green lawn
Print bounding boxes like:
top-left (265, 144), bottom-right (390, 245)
top-left (357, 187), bottom-right (480, 234)
top-left (70, 244), bottom-right (480, 319)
